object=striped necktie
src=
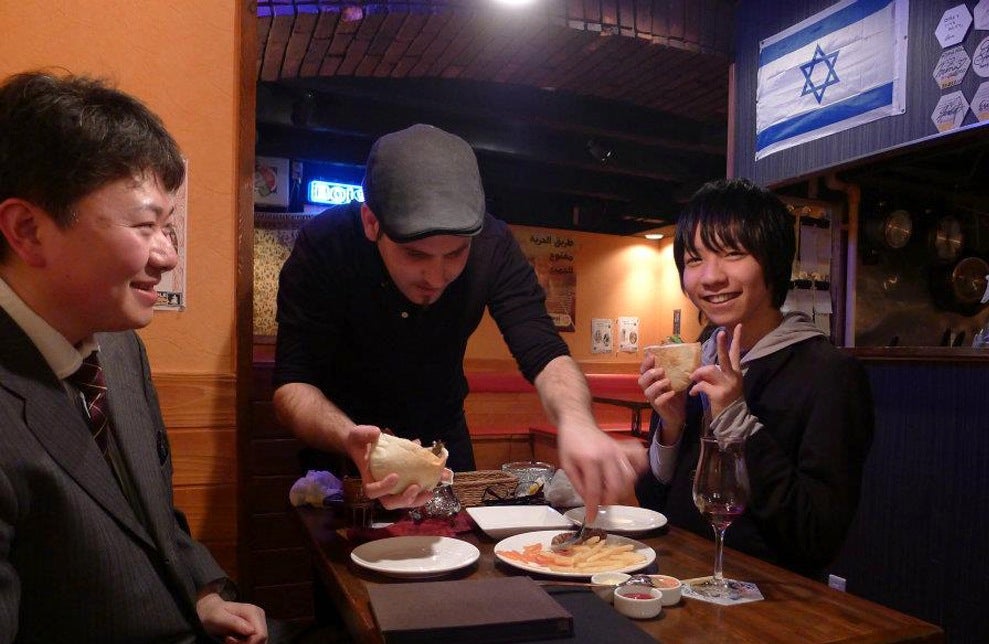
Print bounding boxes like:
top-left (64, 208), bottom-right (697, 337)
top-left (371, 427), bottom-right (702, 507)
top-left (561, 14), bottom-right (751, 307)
top-left (68, 351), bottom-right (112, 458)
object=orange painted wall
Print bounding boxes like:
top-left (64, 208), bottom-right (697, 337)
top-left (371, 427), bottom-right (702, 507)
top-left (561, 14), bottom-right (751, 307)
top-left (0, 0), bottom-right (243, 375)
top-left (1, 0), bottom-right (247, 578)
top-left (466, 225), bottom-right (699, 370)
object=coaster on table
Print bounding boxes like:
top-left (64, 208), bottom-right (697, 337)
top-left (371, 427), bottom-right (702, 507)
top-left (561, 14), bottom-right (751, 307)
top-left (681, 577), bottom-right (764, 606)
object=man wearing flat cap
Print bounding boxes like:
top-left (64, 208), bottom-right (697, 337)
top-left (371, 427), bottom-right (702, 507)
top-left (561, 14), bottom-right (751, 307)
top-left (273, 124), bottom-right (645, 516)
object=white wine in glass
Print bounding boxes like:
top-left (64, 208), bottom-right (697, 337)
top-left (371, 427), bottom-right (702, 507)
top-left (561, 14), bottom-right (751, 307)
top-left (691, 435), bottom-right (749, 598)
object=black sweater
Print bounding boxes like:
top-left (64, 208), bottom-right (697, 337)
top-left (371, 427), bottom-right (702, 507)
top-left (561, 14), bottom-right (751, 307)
top-left (637, 336), bottom-right (874, 579)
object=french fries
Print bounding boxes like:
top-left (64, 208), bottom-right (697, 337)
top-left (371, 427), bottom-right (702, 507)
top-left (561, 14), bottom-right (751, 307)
top-left (498, 536), bottom-right (646, 573)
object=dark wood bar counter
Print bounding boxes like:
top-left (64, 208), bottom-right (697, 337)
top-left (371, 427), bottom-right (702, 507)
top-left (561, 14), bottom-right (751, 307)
top-left (294, 506), bottom-right (942, 643)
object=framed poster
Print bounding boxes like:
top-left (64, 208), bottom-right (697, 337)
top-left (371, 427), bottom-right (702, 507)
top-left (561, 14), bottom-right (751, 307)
top-left (516, 231), bottom-right (577, 332)
top-left (254, 156), bottom-right (290, 208)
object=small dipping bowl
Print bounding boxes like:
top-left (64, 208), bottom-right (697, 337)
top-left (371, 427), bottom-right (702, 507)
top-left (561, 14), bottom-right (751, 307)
top-left (647, 574), bottom-right (683, 606)
top-left (591, 572), bottom-right (631, 603)
top-left (614, 585), bottom-right (663, 619)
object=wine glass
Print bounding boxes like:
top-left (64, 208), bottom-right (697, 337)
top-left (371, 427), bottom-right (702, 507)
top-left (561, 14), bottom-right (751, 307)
top-left (690, 435), bottom-right (749, 598)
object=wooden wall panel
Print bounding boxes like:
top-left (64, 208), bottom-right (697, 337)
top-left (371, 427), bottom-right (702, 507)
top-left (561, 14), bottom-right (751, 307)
top-left (250, 437), bottom-right (306, 476)
top-left (155, 373), bottom-right (240, 582)
top-left (200, 541), bottom-right (238, 581)
top-left (471, 434), bottom-right (533, 471)
top-left (253, 548), bottom-right (312, 587)
top-left (250, 513), bottom-right (307, 551)
top-left (531, 432), bottom-right (560, 466)
top-left (465, 390), bottom-right (641, 432)
top-left (249, 475), bottom-right (299, 514)
top-left (464, 392), bottom-right (545, 432)
top-left (252, 400), bottom-right (291, 438)
top-left (252, 583), bottom-right (314, 621)
top-left (154, 373), bottom-right (236, 428)
top-left (169, 429), bottom-right (237, 486)
top-left (174, 485), bottom-right (238, 543)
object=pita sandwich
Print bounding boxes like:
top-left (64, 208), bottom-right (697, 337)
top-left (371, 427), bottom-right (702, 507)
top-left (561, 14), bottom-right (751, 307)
top-left (645, 342), bottom-right (701, 392)
top-left (368, 433), bottom-right (449, 495)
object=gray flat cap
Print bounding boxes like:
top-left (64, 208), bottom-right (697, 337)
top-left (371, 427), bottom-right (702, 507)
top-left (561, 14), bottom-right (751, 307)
top-left (363, 124), bottom-right (485, 241)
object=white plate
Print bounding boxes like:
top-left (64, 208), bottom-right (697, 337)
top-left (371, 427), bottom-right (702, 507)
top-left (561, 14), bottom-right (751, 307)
top-left (466, 505), bottom-right (573, 539)
top-left (350, 536), bottom-right (480, 578)
top-left (564, 505), bottom-right (668, 536)
top-left (494, 529), bottom-right (655, 579)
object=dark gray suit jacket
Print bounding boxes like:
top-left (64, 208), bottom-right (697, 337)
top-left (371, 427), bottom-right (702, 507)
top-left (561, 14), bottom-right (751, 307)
top-left (0, 311), bottom-right (224, 643)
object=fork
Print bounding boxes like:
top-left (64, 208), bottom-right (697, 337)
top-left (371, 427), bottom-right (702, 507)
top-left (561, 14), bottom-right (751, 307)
top-left (550, 506), bottom-right (608, 552)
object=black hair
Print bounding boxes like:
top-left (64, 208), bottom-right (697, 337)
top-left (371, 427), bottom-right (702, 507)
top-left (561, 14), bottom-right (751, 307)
top-left (0, 70), bottom-right (184, 257)
top-left (673, 178), bottom-right (795, 309)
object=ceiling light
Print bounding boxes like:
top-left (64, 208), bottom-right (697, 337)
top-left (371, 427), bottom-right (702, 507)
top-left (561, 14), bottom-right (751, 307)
top-left (341, 5), bottom-right (363, 22)
top-left (638, 224), bottom-right (675, 240)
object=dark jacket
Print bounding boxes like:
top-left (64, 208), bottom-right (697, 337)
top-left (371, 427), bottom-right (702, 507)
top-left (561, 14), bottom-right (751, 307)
top-left (638, 335), bottom-right (874, 578)
top-left (0, 315), bottom-right (222, 643)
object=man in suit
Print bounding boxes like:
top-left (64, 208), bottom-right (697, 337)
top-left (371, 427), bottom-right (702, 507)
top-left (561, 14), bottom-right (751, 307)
top-left (0, 71), bottom-right (267, 642)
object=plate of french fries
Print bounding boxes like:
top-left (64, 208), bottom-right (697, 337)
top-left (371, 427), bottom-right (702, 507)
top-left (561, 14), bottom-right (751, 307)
top-left (494, 530), bottom-right (655, 578)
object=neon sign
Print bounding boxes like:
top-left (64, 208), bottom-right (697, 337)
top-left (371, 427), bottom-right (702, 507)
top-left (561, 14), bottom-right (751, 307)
top-left (308, 180), bottom-right (365, 205)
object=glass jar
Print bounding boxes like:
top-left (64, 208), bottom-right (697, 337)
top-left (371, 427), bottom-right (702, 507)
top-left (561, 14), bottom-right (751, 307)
top-left (501, 461), bottom-right (556, 497)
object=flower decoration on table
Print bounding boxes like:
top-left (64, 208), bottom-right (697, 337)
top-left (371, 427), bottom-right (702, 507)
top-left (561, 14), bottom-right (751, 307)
top-left (289, 469), bottom-right (343, 507)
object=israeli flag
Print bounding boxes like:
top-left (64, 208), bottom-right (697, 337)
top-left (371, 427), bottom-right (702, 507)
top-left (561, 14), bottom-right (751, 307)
top-left (756, 0), bottom-right (908, 160)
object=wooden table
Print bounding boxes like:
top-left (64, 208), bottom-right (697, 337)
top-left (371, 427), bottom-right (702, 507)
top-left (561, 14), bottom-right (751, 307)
top-left (294, 506), bottom-right (943, 643)
top-left (592, 395), bottom-right (652, 436)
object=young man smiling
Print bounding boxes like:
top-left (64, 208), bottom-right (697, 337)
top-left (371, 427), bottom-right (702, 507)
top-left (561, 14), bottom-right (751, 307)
top-left (637, 178), bottom-right (874, 578)
top-left (273, 124), bottom-right (645, 517)
top-left (0, 71), bottom-right (268, 643)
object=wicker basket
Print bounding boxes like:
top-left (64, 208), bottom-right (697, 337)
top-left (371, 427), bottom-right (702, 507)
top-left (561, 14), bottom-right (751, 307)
top-left (452, 470), bottom-right (519, 507)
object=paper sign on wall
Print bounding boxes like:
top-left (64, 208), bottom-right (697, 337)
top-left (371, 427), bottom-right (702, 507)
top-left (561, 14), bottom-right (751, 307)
top-left (618, 317), bottom-right (639, 352)
top-left (517, 231), bottom-right (577, 332)
top-left (591, 318), bottom-right (613, 354)
top-left (972, 81), bottom-right (989, 121)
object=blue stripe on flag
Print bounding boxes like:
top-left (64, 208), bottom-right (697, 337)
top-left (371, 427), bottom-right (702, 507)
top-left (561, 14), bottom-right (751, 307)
top-left (760, 0), bottom-right (892, 65)
top-left (756, 83), bottom-right (893, 152)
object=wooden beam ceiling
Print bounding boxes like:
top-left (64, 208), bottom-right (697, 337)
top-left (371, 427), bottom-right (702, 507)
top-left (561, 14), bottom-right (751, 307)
top-left (255, 0), bottom-right (733, 235)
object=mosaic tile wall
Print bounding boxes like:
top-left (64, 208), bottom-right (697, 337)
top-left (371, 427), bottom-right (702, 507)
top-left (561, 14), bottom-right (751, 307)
top-left (253, 214), bottom-right (307, 337)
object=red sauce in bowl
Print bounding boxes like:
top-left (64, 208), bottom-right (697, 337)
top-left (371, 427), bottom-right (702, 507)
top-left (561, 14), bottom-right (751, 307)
top-left (621, 592), bottom-right (655, 600)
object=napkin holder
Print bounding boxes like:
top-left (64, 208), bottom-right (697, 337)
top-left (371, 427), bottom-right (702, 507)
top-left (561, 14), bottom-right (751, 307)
top-left (366, 576), bottom-right (573, 643)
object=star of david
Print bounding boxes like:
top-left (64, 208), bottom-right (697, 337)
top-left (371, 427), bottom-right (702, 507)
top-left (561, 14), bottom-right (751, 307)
top-left (800, 44), bottom-right (840, 103)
